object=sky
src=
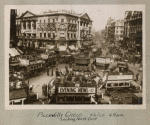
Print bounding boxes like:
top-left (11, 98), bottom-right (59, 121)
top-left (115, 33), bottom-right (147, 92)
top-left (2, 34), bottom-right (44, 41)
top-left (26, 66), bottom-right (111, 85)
top-left (9, 5), bottom-right (144, 31)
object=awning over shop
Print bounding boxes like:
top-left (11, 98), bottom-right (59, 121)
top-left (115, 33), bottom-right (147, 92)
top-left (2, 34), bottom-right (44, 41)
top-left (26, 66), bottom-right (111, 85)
top-left (9, 48), bottom-right (20, 57)
top-left (83, 41), bottom-right (93, 46)
top-left (69, 45), bottom-right (76, 50)
top-left (46, 45), bottom-right (55, 50)
top-left (59, 46), bottom-right (66, 51)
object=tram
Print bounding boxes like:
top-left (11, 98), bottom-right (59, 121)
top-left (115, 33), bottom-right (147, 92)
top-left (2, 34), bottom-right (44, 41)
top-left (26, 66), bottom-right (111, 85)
top-left (102, 62), bottom-right (141, 100)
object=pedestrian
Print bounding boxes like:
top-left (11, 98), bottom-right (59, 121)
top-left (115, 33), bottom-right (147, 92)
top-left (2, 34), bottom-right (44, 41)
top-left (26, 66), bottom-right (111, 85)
top-left (91, 63), bottom-right (93, 71)
top-left (93, 65), bottom-right (96, 72)
top-left (42, 84), bottom-right (45, 96)
top-left (118, 98), bottom-right (124, 104)
top-left (136, 73), bottom-right (140, 82)
top-left (51, 67), bottom-right (53, 76)
top-left (47, 68), bottom-right (49, 76)
top-left (45, 84), bottom-right (47, 96)
top-left (56, 68), bottom-right (60, 77)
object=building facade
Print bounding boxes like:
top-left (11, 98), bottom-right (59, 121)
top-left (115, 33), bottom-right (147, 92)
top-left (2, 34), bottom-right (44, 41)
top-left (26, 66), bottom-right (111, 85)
top-left (124, 11), bottom-right (142, 56)
top-left (109, 20), bottom-right (124, 43)
top-left (10, 9), bottom-right (17, 48)
top-left (104, 17), bottom-right (114, 42)
top-left (16, 10), bottom-right (92, 51)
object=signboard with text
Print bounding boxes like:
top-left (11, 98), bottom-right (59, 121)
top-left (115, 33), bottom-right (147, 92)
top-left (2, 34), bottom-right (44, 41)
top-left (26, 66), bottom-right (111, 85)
top-left (96, 58), bottom-right (105, 64)
top-left (58, 87), bottom-right (96, 93)
top-left (108, 75), bottom-right (133, 80)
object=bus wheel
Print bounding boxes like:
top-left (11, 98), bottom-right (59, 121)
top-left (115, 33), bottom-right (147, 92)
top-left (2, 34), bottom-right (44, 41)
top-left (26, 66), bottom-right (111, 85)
top-left (113, 92), bottom-right (120, 100)
top-left (105, 90), bottom-right (109, 95)
top-left (110, 91), bottom-right (116, 97)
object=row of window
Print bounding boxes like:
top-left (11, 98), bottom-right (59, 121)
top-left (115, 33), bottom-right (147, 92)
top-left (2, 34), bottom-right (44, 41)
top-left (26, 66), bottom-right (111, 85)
top-left (40, 32), bottom-right (55, 38)
top-left (67, 33), bottom-right (76, 39)
top-left (39, 19), bottom-right (77, 24)
top-left (80, 22), bottom-right (89, 27)
top-left (116, 31), bottom-right (123, 34)
top-left (23, 22), bottom-right (36, 30)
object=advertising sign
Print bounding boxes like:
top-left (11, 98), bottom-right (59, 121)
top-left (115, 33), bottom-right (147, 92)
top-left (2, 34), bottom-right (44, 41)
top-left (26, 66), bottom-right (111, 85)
top-left (58, 87), bottom-right (95, 93)
top-left (96, 58), bottom-right (105, 64)
top-left (41, 54), bottom-right (49, 59)
top-left (108, 75), bottom-right (133, 80)
top-left (105, 58), bottom-right (110, 64)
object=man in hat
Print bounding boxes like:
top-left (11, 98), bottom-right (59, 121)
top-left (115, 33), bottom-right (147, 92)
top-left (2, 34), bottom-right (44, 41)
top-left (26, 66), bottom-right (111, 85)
top-left (47, 68), bottom-right (49, 76)
top-left (118, 98), bottom-right (124, 104)
top-left (56, 68), bottom-right (60, 77)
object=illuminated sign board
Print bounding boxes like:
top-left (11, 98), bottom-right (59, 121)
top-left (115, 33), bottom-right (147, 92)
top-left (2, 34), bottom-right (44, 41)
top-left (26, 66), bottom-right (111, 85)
top-left (108, 75), bottom-right (133, 80)
top-left (58, 87), bottom-right (95, 93)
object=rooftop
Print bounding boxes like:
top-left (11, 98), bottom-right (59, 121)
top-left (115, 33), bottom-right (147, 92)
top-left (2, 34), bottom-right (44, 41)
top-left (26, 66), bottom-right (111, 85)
top-left (17, 10), bottom-right (93, 22)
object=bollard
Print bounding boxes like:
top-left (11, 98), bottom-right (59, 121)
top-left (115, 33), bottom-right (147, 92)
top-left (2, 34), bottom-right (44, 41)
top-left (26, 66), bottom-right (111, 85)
top-left (101, 93), bottom-right (104, 99)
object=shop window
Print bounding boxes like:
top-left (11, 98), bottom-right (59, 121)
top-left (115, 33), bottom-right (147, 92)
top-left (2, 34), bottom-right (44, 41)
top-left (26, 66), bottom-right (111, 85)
top-left (44, 33), bottom-right (46, 38)
top-left (40, 33), bottom-right (42, 37)
top-left (61, 19), bottom-right (64, 22)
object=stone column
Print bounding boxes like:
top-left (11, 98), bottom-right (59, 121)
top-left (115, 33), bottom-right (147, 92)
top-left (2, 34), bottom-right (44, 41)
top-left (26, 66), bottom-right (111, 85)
top-left (26, 21), bottom-right (28, 30)
top-left (31, 21), bottom-right (33, 30)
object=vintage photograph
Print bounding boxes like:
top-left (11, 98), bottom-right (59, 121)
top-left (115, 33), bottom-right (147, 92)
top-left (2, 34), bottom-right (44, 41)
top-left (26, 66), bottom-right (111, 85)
top-left (7, 5), bottom-right (144, 106)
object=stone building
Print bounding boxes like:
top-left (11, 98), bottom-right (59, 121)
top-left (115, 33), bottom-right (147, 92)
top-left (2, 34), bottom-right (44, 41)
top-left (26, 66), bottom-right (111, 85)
top-left (15, 10), bottom-right (93, 52)
top-left (124, 11), bottom-right (142, 57)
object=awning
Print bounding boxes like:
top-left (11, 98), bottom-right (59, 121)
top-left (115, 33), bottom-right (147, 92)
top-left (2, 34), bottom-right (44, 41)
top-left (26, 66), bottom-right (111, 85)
top-left (59, 46), bottom-right (66, 51)
top-left (69, 45), bottom-right (75, 50)
top-left (46, 45), bottom-right (55, 49)
top-left (9, 48), bottom-right (20, 57)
